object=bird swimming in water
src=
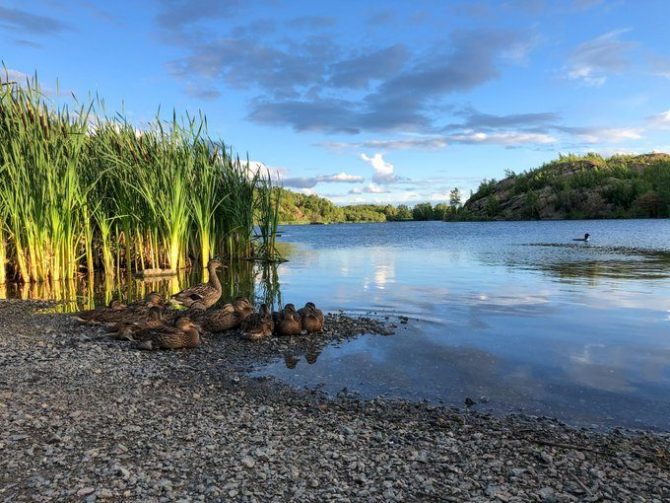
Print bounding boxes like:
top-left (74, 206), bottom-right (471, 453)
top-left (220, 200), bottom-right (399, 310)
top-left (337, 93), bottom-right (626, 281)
top-left (572, 233), bottom-right (590, 242)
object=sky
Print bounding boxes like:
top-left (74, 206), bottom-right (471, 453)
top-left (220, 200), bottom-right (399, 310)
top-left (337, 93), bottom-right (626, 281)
top-left (2, 0), bottom-right (670, 205)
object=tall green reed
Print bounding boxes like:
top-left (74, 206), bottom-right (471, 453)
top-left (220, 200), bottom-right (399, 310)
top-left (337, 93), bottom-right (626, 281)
top-left (0, 71), bottom-right (282, 283)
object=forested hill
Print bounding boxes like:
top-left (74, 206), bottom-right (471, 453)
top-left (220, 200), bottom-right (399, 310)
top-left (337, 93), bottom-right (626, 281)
top-left (463, 153), bottom-right (670, 220)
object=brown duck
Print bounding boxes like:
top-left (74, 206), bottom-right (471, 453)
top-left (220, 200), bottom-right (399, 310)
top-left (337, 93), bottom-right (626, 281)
top-left (172, 258), bottom-right (223, 308)
top-left (135, 317), bottom-right (201, 350)
top-left (233, 297), bottom-right (254, 321)
top-left (277, 303), bottom-right (302, 336)
top-left (111, 306), bottom-right (165, 340)
top-left (105, 292), bottom-right (165, 332)
top-left (242, 304), bottom-right (274, 341)
top-left (298, 302), bottom-right (325, 333)
top-left (200, 303), bottom-right (242, 333)
top-left (74, 299), bottom-right (127, 325)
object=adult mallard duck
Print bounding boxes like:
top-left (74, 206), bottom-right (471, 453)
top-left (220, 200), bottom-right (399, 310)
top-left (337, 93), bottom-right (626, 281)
top-left (74, 299), bottom-right (127, 324)
top-left (242, 304), bottom-right (274, 341)
top-left (135, 316), bottom-right (201, 350)
top-left (172, 258), bottom-right (223, 308)
top-left (277, 303), bottom-right (302, 336)
top-left (298, 302), bottom-right (325, 333)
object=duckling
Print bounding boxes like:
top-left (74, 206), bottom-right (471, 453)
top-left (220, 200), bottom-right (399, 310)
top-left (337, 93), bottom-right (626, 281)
top-left (135, 317), bottom-right (201, 350)
top-left (172, 258), bottom-right (223, 308)
top-left (277, 303), bottom-right (302, 336)
top-left (74, 299), bottom-right (127, 324)
top-left (242, 304), bottom-right (274, 341)
top-left (200, 303), bottom-right (242, 333)
top-left (298, 302), bottom-right (325, 333)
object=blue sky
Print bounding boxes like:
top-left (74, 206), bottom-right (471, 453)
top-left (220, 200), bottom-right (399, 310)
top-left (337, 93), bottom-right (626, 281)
top-left (2, 0), bottom-right (670, 204)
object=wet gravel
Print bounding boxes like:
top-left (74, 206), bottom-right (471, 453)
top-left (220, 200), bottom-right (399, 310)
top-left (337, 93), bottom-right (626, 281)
top-left (1, 299), bottom-right (669, 502)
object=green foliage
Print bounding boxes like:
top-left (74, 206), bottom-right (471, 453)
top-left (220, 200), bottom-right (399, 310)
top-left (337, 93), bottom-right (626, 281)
top-left (472, 178), bottom-right (497, 200)
top-left (465, 152), bottom-right (670, 220)
top-left (394, 204), bottom-right (413, 221)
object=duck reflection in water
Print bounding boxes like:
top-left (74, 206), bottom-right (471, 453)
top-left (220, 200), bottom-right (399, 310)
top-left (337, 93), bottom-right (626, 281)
top-left (284, 353), bottom-right (299, 369)
top-left (305, 345), bottom-right (322, 365)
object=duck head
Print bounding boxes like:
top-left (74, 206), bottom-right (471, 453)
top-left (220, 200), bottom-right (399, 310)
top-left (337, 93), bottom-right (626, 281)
top-left (207, 257), bottom-right (223, 270)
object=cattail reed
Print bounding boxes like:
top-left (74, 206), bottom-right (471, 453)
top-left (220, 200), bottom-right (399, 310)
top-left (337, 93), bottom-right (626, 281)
top-left (0, 70), bottom-right (281, 284)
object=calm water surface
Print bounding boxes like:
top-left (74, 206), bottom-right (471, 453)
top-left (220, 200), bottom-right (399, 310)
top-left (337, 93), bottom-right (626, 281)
top-left (257, 220), bottom-right (670, 430)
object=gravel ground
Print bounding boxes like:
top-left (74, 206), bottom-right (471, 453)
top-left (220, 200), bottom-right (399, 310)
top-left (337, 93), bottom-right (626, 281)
top-left (1, 300), bottom-right (669, 502)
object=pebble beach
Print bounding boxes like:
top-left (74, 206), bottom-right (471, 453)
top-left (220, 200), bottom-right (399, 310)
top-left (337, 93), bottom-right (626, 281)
top-left (1, 300), bottom-right (669, 502)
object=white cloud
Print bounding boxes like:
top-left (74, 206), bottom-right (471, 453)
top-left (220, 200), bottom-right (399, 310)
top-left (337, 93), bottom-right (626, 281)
top-left (329, 172), bottom-right (363, 182)
top-left (448, 131), bottom-right (556, 145)
top-left (0, 68), bottom-right (29, 85)
top-left (360, 137), bottom-right (448, 150)
top-left (651, 56), bottom-right (670, 79)
top-left (360, 153), bottom-right (398, 184)
top-left (575, 128), bottom-right (642, 143)
top-left (566, 29), bottom-right (634, 86)
top-left (246, 160), bottom-right (286, 181)
top-left (349, 183), bottom-right (389, 194)
top-left (648, 110), bottom-right (670, 128)
top-left (295, 188), bottom-right (317, 195)
top-left (283, 171), bottom-right (364, 188)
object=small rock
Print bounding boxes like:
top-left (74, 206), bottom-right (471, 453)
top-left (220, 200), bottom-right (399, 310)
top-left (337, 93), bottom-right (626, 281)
top-left (76, 487), bottom-right (96, 497)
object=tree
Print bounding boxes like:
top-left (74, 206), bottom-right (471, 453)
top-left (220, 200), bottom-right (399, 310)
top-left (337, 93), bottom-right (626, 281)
top-left (449, 187), bottom-right (462, 208)
top-left (485, 195), bottom-right (500, 217)
top-left (383, 204), bottom-right (397, 221)
top-left (395, 204), bottom-right (412, 220)
top-left (433, 203), bottom-right (449, 220)
top-left (412, 203), bottom-right (434, 221)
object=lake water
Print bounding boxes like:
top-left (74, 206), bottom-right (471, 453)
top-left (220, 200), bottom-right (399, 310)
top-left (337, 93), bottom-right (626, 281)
top-left (256, 220), bottom-right (670, 430)
top-left (4, 219), bottom-right (669, 430)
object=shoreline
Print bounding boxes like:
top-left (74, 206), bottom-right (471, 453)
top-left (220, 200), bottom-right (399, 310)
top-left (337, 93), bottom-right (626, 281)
top-left (1, 300), bottom-right (669, 501)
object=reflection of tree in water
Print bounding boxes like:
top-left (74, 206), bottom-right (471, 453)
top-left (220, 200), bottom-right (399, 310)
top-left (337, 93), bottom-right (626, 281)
top-left (255, 262), bottom-right (282, 311)
top-left (494, 244), bottom-right (670, 284)
top-left (541, 259), bottom-right (670, 283)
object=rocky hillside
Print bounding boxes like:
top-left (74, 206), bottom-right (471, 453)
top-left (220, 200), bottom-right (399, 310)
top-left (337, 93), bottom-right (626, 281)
top-left (463, 153), bottom-right (670, 220)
